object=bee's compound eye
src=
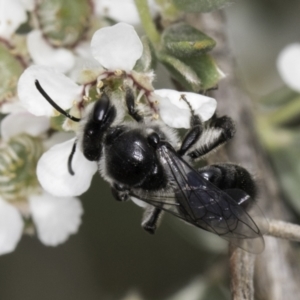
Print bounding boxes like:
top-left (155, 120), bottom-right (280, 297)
top-left (148, 132), bottom-right (160, 149)
top-left (93, 93), bottom-right (110, 122)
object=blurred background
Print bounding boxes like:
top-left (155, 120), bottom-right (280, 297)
top-left (1, 0), bottom-right (300, 299)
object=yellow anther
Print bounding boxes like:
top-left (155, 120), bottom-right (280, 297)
top-left (83, 95), bottom-right (90, 102)
top-left (97, 80), bottom-right (104, 89)
top-left (153, 113), bottom-right (159, 120)
top-left (114, 69), bottom-right (123, 76)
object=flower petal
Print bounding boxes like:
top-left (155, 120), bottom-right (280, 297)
top-left (1, 101), bottom-right (27, 114)
top-left (43, 131), bottom-right (75, 150)
top-left (1, 111), bottom-right (50, 141)
top-left (277, 43), bottom-right (300, 93)
top-left (70, 42), bottom-right (104, 84)
top-left (18, 65), bottom-right (82, 117)
top-left (20, 0), bottom-right (35, 11)
top-left (29, 191), bottom-right (83, 246)
top-left (91, 22), bottom-right (143, 72)
top-left (93, 0), bottom-right (158, 25)
top-left (154, 89), bottom-right (217, 128)
top-left (37, 138), bottom-right (98, 197)
top-left (0, 0), bottom-right (27, 39)
top-left (27, 30), bottom-right (75, 73)
top-left (0, 198), bottom-right (23, 255)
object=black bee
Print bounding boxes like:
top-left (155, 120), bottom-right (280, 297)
top-left (35, 80), bottom-right (267, 254)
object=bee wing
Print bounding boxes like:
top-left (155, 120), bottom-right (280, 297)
top-left (131, 144), bottom-right (267, 254)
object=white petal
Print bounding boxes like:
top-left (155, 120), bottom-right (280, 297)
top-left (18, 65), bottom-right (82, 117)
top-left (0, 0), bottom-right (27, 39)
top-left (20, 0), bottom-right (35, 11)
top-left (154, 89), bottom-right (217, 128)
top-left (1, 111), bottom-right (50, 141)
top-left (93, 0), bottom-right (158, 25)
top-left (277, 43), bottom-right (300, 93)
top-left (29, 191), bottom-right (83, 246)
top-left (37, 138), bottom-right (98, 197)
top-left (27, 30), bottom-right (75, 73)
top-left (43, 131), bottom-right (75, 150)
top-left (91, 22), bottom-right (143, 72)
top-left (71, 42), bottom-right (104, 84)
top-left (0, 100), bottom-right (27, 114)
top-left (0, 198), bottom-right (23, 255)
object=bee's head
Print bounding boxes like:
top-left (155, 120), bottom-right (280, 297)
top-left (35, 80), bottom-right (116, 172)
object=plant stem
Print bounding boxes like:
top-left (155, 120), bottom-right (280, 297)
top-left (229, 245), bottom-right (255, 300)
top-left (264, 95), bottom-right (300, 125)
top-left (266, 220), bottom-right (300, 241)
top-left (134, 0), bottom-right (161, 48)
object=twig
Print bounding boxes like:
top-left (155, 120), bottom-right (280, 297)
top-left (266, 220), bottom-right (300, 241)
top-left (229, 245), bottom-right (255, 300)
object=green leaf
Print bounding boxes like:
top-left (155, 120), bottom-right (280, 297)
top-left (0, 43), bottom-right (24, 104)
top-left (158, 52), bottom-right (202, 91)
top-left (37, 0), bottom-right (92, 47)
top-left (154, 0), bottom-right (182, 21)
top-left (162, 22), bottom-right (216, 57)
top-left (259, 86), bottom-right (300, 109)
top-left (158, 51), bottom-right (222, 91)
top-left (264, 95), bottom-right (300, 127)
top-left (181, 54), bottom-right (222, 90)
top-left (172, 0), bottom-right (232, 13)
top-left (134, 36), bottom-right (156, 72)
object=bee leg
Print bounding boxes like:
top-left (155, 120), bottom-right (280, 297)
top-left (111, 183), bottom-right (130, 202)
top-left (177, 101), bottom-right (203, 156)
top-left (125, 86), bottom-right (143, 122)
top-left (141, 206), bottom-right (163, 234)
top-left (187, 115), bottom-right (235, 160)
top-left (197, 163), bottom-right (257, 210)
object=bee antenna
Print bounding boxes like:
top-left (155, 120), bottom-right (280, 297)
top-left (68, 140), bottom-right (77, 176)
top-left (35, 80), bottom-right (81, 122)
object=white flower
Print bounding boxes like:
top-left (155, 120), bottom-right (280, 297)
top-left (0, 198), bottom-right (23, 255)
top-left (0, 192), bottom-right (83, 254)
top-left (91, 22), bottom-right (143, 72)
top-left (29, 192), bottom-right (83, 246)
top-left (37, 138), bottom-right (98, 197)
top-left (18, 65), bottom-right (83, 117)
top-left (0, 0), bottom-right (34, 40)
top-left (1, 110), bottom-right (50, 141)
top-left (153, 89), bottom-right (217, 128)
top-left (93, 0), bottom-right (158, 26)
top-left (27, 30), bottom-right (76, 73)
top-left (277, 43), bottom-right (300, 93)
top-left (0, 112), bottom-right (83, 254)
